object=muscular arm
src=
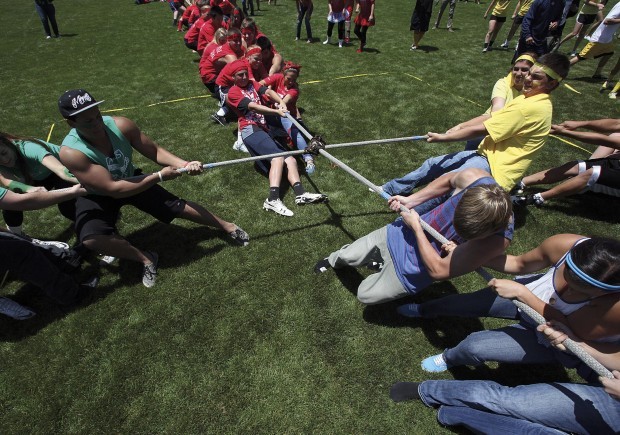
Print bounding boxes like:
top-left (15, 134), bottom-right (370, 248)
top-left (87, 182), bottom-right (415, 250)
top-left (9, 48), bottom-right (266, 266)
top-left (115, 117), bottom-right (189, 168)
top-left (59, 146), bottom-right (176, 198)
top-left (428, 122), bottom-right (489, 143)
top-left (269, 52), bottom-right (283, 76)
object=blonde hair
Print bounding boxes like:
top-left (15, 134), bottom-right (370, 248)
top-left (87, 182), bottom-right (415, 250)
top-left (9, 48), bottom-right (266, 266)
top-left (213, 28), bottom-right (227, 44)
top-left (453, 184), bottom-right (512, 240)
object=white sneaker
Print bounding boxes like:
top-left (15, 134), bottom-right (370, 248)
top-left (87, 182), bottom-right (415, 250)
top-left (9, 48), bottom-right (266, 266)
top-left (338, 40), bottom-right (343, 48)
top-left (232, 140), bottom-right (249, 153)
top-left (100, 255), bottom-right (117, 265)
top-left (295, 192), bottom-right (328, 205)
top-left (142, 251), bottom-right (158, 288)
top-left (323, 37), bottom-right (330, 45)
top-left (263, 198), bottom-right (294, 216)
top-left (610, 92), bottom-right (617, 99)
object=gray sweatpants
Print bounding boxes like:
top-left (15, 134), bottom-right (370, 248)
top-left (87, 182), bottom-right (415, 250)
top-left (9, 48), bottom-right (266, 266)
top-left (327, 226), bottom-right (408, 305)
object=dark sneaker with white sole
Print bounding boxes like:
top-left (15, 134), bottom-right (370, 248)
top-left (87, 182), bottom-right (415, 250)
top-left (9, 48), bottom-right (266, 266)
top-left (228, 225), bottom-right (250, 246)
top-left (511, 194), bottom-right (543, 207)
top-left (211, 113), bottom-right (228, 126)
top-left (314, 257), bottom-right (331, 273)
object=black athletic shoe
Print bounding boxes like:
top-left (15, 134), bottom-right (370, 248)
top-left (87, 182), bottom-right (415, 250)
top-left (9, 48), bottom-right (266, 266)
top-left (509, 181), bottom-right (526, 196)
top-left (366, 261), bottom-right (384, 271)
top-left (314, 257), bottom-right (331, 273)
top-left (211, 113), bottom-right (228, 126)
top-left (389, 382), bottom-right (421, 402)
top-left (511, 194), bottom-right (543, 207)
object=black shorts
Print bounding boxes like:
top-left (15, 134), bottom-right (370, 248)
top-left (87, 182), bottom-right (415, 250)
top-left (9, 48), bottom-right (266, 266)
top-left (184, 38), bottom-right (198, 51)
top-left (583, 158), bottom-right (620, 189)
top-left (513, 15), bottom-right (524, 25)
top-left (410, 0), bottom-right (433, 32)
top-left (577, 13), bottom-right (597, 25)
top-left (243, 127), bottom-right (289, 174)
top-left (74, 183), bottom-right (186, 242)
top-left (490, 15), bottom-right (507, 22)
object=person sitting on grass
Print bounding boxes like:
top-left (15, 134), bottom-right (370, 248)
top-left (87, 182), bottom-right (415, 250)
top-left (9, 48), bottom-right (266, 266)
top-left (184, 1), bottom-right (211, 52)
top-left (197, 6), bottom-right (224, 56)
top-left (390, 335), bottom-right (620, 433)
top-left (57, 89), bottom-right (249, 288)
top-left (463, 52), bottom-right (538, 150)
top-left (260, 61), bottom-right (317, 175)
top-left (177, 0), bottom-right (200, 32)
top-left (200, 28), bottom-right (245, 95)
top-left (226, 63), bottom-right (328, 217)
top-left (511, 118), bottom-right (620, 206)
top-left (0, 132), bottom-right (79, 236)
top-left (396, 234), bottom-right (620, 388)
top-left (314, 168), bottom-right (513, 305)
top-left (381, 53), bottom-right (569, 215)
top-left (0, 182), bottom-right (90, 319)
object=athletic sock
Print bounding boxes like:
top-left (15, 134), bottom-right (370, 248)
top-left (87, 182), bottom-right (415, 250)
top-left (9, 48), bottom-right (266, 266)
top-left (489, 40), bottom-right (494, 47)
top-left (292, 182), bottom-right (305, 196)
top-left (268, 187), bottom-right (280, 201)
top-left (483, 42), bottom-right (489, 49)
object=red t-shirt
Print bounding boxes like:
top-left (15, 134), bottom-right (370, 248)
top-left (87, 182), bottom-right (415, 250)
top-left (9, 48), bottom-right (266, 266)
top-left (182, 4), bottom-right (199, 23)
top-left (200, 44), bottom-right (244, 83)
top-left (262, 73), bottom-right (299, 114)
top-left (197, 19), bottom-right (222, 52)
top-left (211, 0), bottom-right (234, 15)
top-left (227, 81), bottom-right (270, 130)
top-left (355, 0), bottom-right (375, 26)
top-left (185, 17), bottom-right (207, 43)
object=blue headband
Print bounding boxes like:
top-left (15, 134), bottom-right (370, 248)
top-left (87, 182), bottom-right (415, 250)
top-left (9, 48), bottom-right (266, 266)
top-left (565, 252), bottom-right (620, 292)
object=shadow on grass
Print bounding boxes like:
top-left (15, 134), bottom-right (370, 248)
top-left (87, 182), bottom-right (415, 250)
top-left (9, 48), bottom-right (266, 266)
top-left (513, 191), bottom-right (619, 224)
top-left (412, 45), bottom-right (439, 53)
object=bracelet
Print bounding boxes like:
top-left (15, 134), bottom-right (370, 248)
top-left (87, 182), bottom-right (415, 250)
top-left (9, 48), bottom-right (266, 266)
top-left (158, 171), bottom-right (163, 182)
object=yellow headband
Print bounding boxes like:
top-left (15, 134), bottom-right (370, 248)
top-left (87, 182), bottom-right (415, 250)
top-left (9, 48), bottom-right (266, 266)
top-left (535, 62), bottom-right (563, 82)
top-left (515, 54), bottom-right (536, 64)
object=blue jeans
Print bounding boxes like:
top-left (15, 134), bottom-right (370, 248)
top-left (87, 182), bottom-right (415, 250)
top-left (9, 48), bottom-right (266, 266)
top-left (381, 150), bottom-right (490, 196)
top-left (34, 1), bottom-right (59, 37)
top-left (279, 116), bottom-right (312, 162)
top-left (420, 379), bottom-right (620, 434)
top-left (418, 287), bottom-right (519, 319)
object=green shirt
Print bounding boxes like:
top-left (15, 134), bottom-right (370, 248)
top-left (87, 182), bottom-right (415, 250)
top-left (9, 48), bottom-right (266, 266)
top-left (15, 140), bottom-right (61, 180)
top-left (62, 116), bottom-right (136, 181)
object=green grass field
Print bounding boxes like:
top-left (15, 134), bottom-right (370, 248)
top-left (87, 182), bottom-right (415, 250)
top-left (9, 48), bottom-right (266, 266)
top-left (1, 0), bottom-right (619, 432)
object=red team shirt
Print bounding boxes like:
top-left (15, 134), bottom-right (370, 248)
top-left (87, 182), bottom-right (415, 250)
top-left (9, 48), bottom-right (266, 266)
top-left (211, 0), bottom-right (235, 15)
top-left (355, 0), bottom-right (375, 26)
top-left (197, 19), bottom-right (223, 53)
top-left (185, 16), bottom-right (208, 43)
top-left (262, 74), bottom-right (299, 115)
top-left (199, 44), bottom-right (244, 83)
top-left (330, 0), bottom-right (345, 13)
top-left (227, 81), bottom-right (270, 130)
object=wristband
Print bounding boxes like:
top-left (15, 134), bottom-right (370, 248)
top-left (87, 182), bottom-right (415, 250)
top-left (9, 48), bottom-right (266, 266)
top-left (8, 180), bottom-right (34, 193)
top-left (158, 171), bottom-right (163, 182)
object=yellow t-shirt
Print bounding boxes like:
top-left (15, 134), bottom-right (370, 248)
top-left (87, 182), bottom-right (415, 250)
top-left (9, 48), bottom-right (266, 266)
top-left (518, 0), bottom-right (534, 16)
top-left (492, 0), bottom-right (512, 16)
top-left (478, 93), bottom-right (552, 190)
top-left (484, 73), bottom-right (521, 115)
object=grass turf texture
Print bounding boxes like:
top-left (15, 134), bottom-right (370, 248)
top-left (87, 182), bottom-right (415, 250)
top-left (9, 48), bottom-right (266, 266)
top-left (1, 0), bottom-right (619, 432)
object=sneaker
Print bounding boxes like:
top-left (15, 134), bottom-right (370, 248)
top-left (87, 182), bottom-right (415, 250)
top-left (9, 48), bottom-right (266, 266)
top-left (314, 257), bottom-right (331, 273)
top-left (305, 160), bottom-right (316, 175)
top-left (389, 382), bottom-right (421, 402)
top-left (306, 39), bottom-right (312, 43)
top-left (356, 48), bottom-right (363, 53)
top-left (569, 51), bottom-right (577, 57)
top-left (295, 192), bottom-right (328, 205)
top-left (263, 198), bottom-right (294, 216)
top-left (338, 40), bottom-right (343, 48)
top-left (448, 27), bottom-right (454, 33)
top-left (211, 113), bottom-right (228, 126)
top-left (421, 353), bottom-right (448, 373)
top-left (511, 194), bottom-right (543, 207)
top-left (295, 37), bottom-right (300, 41)
top-left (344, 36), bottom-right (350, 43)
top-left (509, 180), bottom-right (526, 196)
top-left (142, 251), bottom-right (158, 288)
top-left (410, 45), bottom-right (417, 51)
top-left (500, 41), bottom-right (508, 49)
top-left (232, 140), bottom-right (249, 153)
top-left (610, 92), bottom-right (618, 99)
top-left (482, 47), bottom-right (488, 53)
top-left (323, 38), bottom-right (330, 45)
top-left (397, 303), bottom-right (422, 318)
top-left (46, 35), bottom-right (52, 39)
top-left (31, 239), bottom-right (70, 250)
top-left (228, 225), bottom-right (250, 246)
top-left (81, 275), bottom-right (100, 288)
top-left (0, 297), bottom-right (36, 320)
top-left (100, 255), bottom-right (117, 265)
top-left (600, 81), bottom-right (612, 92)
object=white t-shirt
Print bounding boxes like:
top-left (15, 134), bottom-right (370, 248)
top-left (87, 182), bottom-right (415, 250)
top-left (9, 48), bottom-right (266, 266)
top-left (589, 2), bottom-right (620, 43)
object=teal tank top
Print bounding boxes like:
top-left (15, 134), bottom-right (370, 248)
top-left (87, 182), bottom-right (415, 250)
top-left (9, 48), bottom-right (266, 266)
top-left (62, 116), bottom-right (136, 180)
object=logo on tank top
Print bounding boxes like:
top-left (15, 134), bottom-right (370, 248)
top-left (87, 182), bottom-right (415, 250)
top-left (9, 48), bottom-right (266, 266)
top-left (106, 149), bottom-right (131, 179)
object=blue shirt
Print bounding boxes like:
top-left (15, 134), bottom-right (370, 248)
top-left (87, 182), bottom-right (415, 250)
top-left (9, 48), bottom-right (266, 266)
top-left (521, 0), bottom-right (565, 43)
top-left (387, 177), bottom-right (515, 294)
